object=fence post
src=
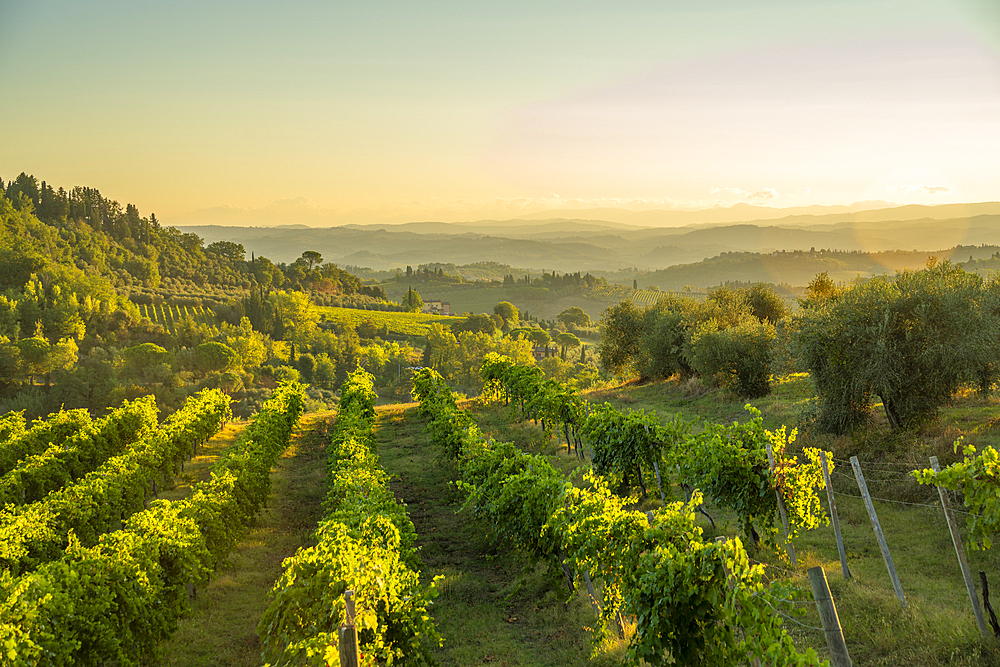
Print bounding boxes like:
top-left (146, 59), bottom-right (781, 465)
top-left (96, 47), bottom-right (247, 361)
top-left (808, 566), bottom-right (852, 667)
top-left (930, 456), bottom-right (990, 637)
top-left (339, 590), bottom-right (360, 667)
top-left (820, 451), bottom-right (850, 579)
top-left (850, 456), bottom-right (906, 607)
top-left (765, 439), bottom-right (797, 567)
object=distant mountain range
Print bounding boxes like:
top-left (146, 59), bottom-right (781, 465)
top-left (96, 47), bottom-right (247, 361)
top-left (176, 202), bottom-right (1000, 278)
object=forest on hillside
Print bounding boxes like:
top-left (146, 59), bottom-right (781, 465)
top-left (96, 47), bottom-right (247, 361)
top-left (0, 174), bottom-right (415, 419)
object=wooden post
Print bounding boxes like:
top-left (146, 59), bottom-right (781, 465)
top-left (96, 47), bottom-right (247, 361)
top-left (930, 456), bottom-right (989, 637)
top-left (808, 566), bottom-right (853, 667)
top-left (765, 439), bottom-right (796, 567)
top-left (339, 590), bottom-right (360, 667)
top-left (850, 456), bottom-right (906, 607)
top-left (820, 451), bottom-right (850, 579)
top-left (715, 537), bottom-right (762, 667)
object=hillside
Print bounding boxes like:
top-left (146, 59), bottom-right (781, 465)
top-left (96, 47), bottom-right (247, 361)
top-left (177, 208), bottom-right (1000, 275)
top-left (0, 173), bottom-right (383, 303)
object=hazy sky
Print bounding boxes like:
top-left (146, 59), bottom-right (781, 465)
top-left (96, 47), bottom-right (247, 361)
top-left (1, 0), bottom-right (999, 225)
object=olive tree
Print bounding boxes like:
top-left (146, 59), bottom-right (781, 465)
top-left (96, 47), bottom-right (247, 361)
top-left (798, 262), bottom-right (999, 431)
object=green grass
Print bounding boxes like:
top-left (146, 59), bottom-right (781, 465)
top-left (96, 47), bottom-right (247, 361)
top-left (380, 283), bottom-right (623, 323)
top-left (316, 305), bottom-right (463, 340)
top-left (154, 412), bottom-right (334, 666)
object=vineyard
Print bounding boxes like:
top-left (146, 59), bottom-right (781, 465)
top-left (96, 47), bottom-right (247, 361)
top-left (5, 358), bottom-right (1000, 665)
top-left (137, 301), bottom-right (220, 334)
top-left (316, 305), bottom-right (464, 339)
top-left (0, 383), bottom-right (304, 665)
top-left (627, 289), bottom-right (676, 308)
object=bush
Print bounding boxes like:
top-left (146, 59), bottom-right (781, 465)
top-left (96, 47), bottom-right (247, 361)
top-left (689, 317), bottom-right (776, 398)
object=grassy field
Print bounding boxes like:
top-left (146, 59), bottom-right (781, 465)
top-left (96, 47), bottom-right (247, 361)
top-left (375, 404), bottom-right (627, 666)
top-left (379, 283), bottom-right (624, 322)
top-left (316, 305), bottom-right (463, 340)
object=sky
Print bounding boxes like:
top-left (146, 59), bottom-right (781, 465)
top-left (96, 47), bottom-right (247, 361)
top-left (1, 0), bottom-right (999, 226)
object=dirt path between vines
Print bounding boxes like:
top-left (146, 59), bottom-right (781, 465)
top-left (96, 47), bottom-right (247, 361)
top-left (374, 405), bottom-right (622, 667)
top-left (152, 411), bottom-right (333, 667)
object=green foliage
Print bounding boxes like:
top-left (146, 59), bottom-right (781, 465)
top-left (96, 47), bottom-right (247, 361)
top-left (0, 382), bottom-right (303, 665)
top-left (798, 262), bottom-right (997, 431)
top-left (0, 396), bottom-right (159, 506)
top-left (412, 367), bottom-right (476, 459)
top-left (260, 369), bottom-right (440, 666)
top-left (745, 283), bottom-right (789, 324)
top-left (0, 390), bottom-right (231, 574)
top-left (451, 313), bottom-right (496, 335)
top-left (493, 301), bottom-right (519, 325)
top-left (557, 306), bottom-right (590, 329)
top-left (316, 305), bottom-right (459, 339)
top-left (414, 365), bottom-right (824, 666)
top-left (601, 287), bottom-right (781, 393)
top-left (403, 287), bottom-right (424, 312)
top-left (0, 409), bottom-right (91, 477)
top-left (688, 317), bottom-right (777, 398)
top-left (676, 406), bottom-right (830, 547)
top-left (914, 440), bottom-right (1000, 551)
top-left (598, 300), bottom-right (644, 376)
top-left (581, 403), bottom-right (683, 498)
top-left (194, 341), bottom-right (239, 374)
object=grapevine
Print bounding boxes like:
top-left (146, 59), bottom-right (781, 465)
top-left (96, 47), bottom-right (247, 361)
top-left (913, 439), bottom-right (1000, 551)
top-left (0, 382), bottom-right (303, 666)
top-left (259, 370), bottom-right (440, 667)
top-left (414, 368), bottom-right (826, 666)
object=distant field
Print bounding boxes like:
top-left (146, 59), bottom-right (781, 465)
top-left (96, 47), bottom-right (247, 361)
top-left (316, 306), bottom-right (463, 339)
top-left (381, 283), bottom-right (630, 321)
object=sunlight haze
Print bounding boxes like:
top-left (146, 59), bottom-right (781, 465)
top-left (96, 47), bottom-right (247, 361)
top-left (1, 0), bottom-right (998, 225)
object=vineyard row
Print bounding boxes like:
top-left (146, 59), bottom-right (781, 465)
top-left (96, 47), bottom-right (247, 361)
top-left (259, 369), bottom-right (440, 667)
top-left (0, 389), bottom-right (231, 576)
top-left (0, 382), bottom-right (304, 666)
top-left (415, 358), bottom-right (828, 665)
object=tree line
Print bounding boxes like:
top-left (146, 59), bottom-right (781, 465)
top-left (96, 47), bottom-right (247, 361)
top-left (0, 172), bottom-right (385, 300)
top-left (598, 261), bottom-right (1000, 433)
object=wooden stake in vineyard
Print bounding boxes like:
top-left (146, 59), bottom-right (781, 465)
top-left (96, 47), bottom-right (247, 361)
top-left (819, 451), bottom-right (850, 579)
top-left (808, 566), bottom-right (852, 667)
top-left (929, 456), bottom-right (989, 637)
top-left (339, 590), bottom-right (360, 667)
top-left (850, 456), bottom-right (906, 608)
